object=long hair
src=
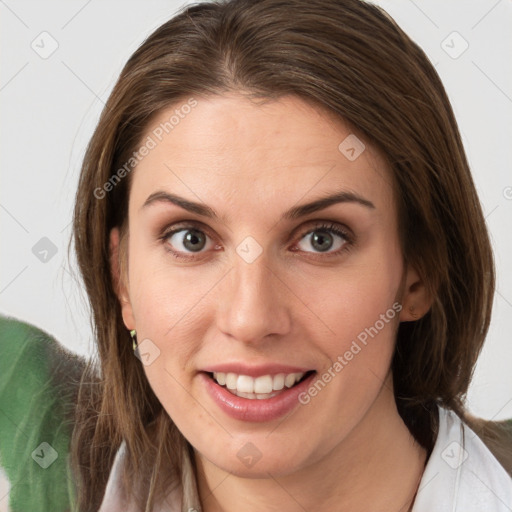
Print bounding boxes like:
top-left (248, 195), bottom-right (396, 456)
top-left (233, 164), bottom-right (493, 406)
top-left (70, 0), bottom-right (496, 509)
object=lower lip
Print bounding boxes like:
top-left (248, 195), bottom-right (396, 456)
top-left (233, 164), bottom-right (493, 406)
top-left (200, 371), bottom-right (316, 423)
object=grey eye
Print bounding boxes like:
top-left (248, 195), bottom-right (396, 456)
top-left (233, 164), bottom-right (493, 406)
top-left (297, 229), bottom-right (347, 253)
top-left (168, 228), bottom-right (208, 253)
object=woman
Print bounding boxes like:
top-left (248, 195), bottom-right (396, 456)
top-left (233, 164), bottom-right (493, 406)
top-left (70, 0), bottom-right (512, 510)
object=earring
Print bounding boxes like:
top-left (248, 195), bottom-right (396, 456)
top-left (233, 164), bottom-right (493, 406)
top-left (409, 305), bottom-right (418, 319)
top-left (130, 329), bottom-right (138, 351)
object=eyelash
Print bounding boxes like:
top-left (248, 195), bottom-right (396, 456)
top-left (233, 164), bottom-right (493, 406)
top-left (158, 220), bottom-right (354, 262)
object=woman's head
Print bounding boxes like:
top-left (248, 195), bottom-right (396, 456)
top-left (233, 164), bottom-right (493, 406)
top-left (110, 91), bottom-right (420, 476)
top-left (71, 0), bottom-right (494, 509)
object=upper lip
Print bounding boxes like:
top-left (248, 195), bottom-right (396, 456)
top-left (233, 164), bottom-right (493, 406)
top-left (201, 363), bottom-right (314, 378)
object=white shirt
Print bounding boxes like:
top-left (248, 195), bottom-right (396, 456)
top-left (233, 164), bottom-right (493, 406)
top-left (412, 407), bottom-right (512, 511)
top-left (100, 406), bottom-right (512, 511)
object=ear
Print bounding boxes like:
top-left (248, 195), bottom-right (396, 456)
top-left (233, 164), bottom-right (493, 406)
top-left (399, 264), bottom-right (433, 322)
top-left (109, 227), bottom-right (136, 330)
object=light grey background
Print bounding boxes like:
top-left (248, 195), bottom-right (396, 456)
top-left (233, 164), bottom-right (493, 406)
top-left (1, 0), bottom-right (511, 420)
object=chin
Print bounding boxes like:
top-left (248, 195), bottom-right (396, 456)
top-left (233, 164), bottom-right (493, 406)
top-left (193, 434), bottom-right (318, 479)
top-left (211, 452), bottom-right (307, 479)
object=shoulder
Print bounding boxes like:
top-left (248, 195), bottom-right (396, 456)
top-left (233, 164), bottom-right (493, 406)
top-left (99, 439), bottom-right (183, 512)
top-left (464, 413), bottom-right (512, 477)
top-left (412, 406), bottom-right (512, 512)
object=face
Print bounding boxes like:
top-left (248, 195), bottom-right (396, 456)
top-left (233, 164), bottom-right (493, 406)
top-left (111, 93), bottom-right (425, 478)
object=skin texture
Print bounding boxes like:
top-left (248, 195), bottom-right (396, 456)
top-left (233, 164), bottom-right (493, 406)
top-left (110, 93), bottom-right (432, 511)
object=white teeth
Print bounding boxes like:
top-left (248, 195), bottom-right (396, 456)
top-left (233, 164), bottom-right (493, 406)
top-left (273, 373), bottom-right (285, 391)
top-left (214, 372), bottom-right (226, 386)
top-left (225, 372), bottom-right (237, 390)
top-left (212, 371), bottom-right (307, 398)
top-left (254, 375), bottom-right (273, 394)
top-left (237, 375), bottom-right (254, 393)
top-left (284, 373), bottom-right (297, 388)
top-left (237, 390), bottom-right (279, 399)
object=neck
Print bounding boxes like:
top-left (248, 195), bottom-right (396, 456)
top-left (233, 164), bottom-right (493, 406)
top-left (194, 374), bottom-right (428, 512)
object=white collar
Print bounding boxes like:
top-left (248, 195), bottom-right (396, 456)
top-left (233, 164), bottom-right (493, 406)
top-left (100, 406), bottom-right (512, 511)
top-left (98, 440), bottom-right (181, 512)
top-left (412, 406), bottom-right (512, 511)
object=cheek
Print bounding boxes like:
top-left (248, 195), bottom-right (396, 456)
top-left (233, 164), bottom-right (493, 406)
top-left (296, 240), bottom-right (403, 422)
top-left (306, 242), bottom-right (402, 352)
top-left (294, 274), bottom-right (401, 450)
top-left (127, 237), bottom-right (209, 340)
top-left (130, 274), bottom-right (208, 432)
top-left (142, 356), bottom-right (223, 451)
top-left (125, 245), bottom-right (202, 393)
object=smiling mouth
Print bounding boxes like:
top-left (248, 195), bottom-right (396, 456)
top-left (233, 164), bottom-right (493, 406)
top-left (206, 370), bottom-right (315, 400)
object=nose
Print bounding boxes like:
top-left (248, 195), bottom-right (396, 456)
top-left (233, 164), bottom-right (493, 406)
top-left (216, 250), bottom-right (292, 345)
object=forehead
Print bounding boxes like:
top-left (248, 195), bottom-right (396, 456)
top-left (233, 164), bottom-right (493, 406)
top-left (129, 93), bottom-right (394, 221)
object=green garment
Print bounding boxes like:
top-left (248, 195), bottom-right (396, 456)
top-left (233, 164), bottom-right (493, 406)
top-left (0, 314), bottom-right (84, 512)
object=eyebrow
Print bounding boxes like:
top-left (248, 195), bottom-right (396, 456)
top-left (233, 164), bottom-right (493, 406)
top-left (141, 190), bottom-right (375, 220)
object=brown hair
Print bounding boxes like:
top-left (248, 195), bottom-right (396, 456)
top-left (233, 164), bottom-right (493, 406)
top-left (70, 0), bottom-right (497, 509)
